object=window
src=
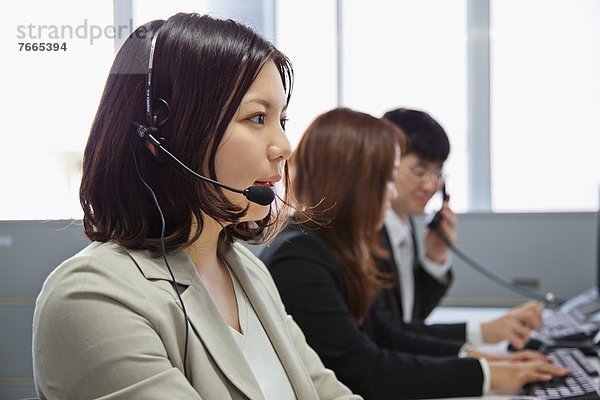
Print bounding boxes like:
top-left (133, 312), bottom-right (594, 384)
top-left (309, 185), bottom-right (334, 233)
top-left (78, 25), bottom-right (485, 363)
top-left (2, 0), bottom-right (269, 221)
top-left (132, 0), bottom-right (205, 27)
top-left (4, 0), bottom-right (598, 220)
top-left (275, 0), bottom-right (338, 149)
top-left (491, 0), bottom-right (600, 211)
top-left (3, 0), bottom-right (115, 220)
top-left (341, 0), bottom-right (469, 212)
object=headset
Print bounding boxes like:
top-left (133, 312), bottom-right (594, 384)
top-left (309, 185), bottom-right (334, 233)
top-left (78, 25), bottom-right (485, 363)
top-left (128, 27), bottom-right (276, 378)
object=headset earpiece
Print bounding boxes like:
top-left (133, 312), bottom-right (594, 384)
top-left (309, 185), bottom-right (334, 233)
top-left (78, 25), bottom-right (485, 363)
top-left (154, 98), bottom-right (170, 127)
top-left (131, 122), bottom-right (161, 148)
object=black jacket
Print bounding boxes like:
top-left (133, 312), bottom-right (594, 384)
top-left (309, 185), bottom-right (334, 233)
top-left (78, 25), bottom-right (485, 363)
top-left (378, 222), bottom-right (466, 341)
top-left (260, 224), bottom-right (484, 400)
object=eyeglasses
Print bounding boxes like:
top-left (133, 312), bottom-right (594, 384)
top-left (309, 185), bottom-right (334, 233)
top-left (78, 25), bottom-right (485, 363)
top-left (401, 166), bottom-right (446, 183)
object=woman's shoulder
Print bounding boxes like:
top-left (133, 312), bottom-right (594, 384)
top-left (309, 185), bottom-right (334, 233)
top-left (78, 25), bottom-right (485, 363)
top-left (36, 241), bottom-right (161, 312)
top-left (43, 241), bottom-right (142, 283)
top-left (262, 223), bottom-right (331, 258)
top-left (258, 224), bottom-right (339, 278)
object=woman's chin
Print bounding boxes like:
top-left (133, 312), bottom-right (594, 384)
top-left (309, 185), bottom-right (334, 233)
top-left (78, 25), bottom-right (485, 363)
top-left (242, 204), bottom-right (270, 223)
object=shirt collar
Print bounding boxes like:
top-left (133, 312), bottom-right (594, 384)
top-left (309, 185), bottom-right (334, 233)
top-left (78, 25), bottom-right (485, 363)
top-left (384, 209), bottom-right (412, 247)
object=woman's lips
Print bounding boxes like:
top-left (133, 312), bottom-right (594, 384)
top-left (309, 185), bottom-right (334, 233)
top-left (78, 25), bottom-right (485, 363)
top-left (253, 181), bottom-right (274, 187)
top-left (253, 175), bottom-right (281, 188)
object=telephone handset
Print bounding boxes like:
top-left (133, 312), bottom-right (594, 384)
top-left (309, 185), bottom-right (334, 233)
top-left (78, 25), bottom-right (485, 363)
top-left (424, 182), bottom-right (561, 305)
top-left (427, 182), bottom-right (449, 230)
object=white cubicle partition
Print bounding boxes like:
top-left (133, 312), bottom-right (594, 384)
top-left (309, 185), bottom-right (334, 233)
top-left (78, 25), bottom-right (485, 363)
top-left (413, 212), bottom-right (597, 307)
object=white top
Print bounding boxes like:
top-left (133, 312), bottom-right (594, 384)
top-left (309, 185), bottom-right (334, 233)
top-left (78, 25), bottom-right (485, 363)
top-left (384, 210), bottom-right (417, 322)
top-left (228, 269), bottom-right (296, 400)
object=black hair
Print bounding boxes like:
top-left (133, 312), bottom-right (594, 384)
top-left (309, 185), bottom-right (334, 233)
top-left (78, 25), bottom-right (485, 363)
top-left (382, 108), bottom-right (450, 162)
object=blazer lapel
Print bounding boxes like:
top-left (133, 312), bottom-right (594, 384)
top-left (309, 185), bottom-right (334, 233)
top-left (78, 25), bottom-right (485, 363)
top-left (125, 246), bottom-right (264, 400)
top-left (224, 247), bottom-right (317, 400)
top-left (182, 277), bottom-right (264, 400)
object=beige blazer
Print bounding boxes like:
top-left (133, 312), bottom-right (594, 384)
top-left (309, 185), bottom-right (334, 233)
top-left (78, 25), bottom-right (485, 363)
top-left (33, 241), bottom-right (360, 400)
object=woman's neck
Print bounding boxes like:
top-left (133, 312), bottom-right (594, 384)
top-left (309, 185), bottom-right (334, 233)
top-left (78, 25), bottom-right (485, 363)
top-left (186, 216), bottom-right (241, 332)
top-left (186, 216), bottom-right (224, 275)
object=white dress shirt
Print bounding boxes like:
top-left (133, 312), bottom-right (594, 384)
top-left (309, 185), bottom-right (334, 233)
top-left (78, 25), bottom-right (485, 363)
top-left (384, 210), bottom-right (452, 322)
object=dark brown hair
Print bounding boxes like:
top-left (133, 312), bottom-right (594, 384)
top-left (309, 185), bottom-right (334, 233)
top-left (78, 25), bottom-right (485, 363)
top-left (80, 13), bottom-right (293, 253)
top-left (291, 108), bottom-right (401, 320)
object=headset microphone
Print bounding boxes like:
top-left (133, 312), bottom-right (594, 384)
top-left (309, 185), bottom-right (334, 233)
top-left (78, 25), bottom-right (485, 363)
top-left (244, 185), bottom-right (277, 206)
top-left (132, 122), bottom-right (275, 206)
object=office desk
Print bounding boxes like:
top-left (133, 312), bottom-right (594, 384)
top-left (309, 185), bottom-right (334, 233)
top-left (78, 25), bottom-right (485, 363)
top-left (427, 306), bottom-right (509, 325)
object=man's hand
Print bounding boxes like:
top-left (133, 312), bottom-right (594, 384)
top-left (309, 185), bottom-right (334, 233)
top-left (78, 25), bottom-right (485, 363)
top-left (424, 201), bottom-right (456, 264)
top-left (481, 301), bottom-right (543, 349)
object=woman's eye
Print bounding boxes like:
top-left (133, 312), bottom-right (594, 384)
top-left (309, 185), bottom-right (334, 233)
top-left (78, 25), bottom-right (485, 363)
top-left (249, 114), bottom-right (266, 124)
top-left (280, 118), bottom-right (288, 130)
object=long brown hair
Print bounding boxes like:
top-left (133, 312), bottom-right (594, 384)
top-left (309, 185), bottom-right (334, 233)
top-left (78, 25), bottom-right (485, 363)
top-left (291, 108), bottom-right (402, 320)
top-left (80, 13), bottom-right (293, 253)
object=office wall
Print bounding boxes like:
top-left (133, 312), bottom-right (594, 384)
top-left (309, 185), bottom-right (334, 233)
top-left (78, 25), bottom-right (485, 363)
top-left (413, 212), bottom-right (597, 306)
top-left (1, 220), bottom-right (89, 399)
top-left (1, 212), bottom-right (597, 397)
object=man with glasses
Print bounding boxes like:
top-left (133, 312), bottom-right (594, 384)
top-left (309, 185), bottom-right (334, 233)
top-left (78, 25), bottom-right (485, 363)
top-left (379, 108), bottom-right (542, 351)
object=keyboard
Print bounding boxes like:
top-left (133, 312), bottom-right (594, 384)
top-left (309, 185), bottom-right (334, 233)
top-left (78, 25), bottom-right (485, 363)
top-left (538, 309), bottom-right (599, 341)
top-left (522, 348), bottom-right (599, 399)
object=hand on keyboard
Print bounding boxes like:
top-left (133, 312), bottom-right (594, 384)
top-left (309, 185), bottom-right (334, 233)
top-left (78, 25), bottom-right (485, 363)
top-left (489, 359), bottom-right (570, 392)
top-left (522, 348), bottom-right (600, 400)
top-left (469, 348), bottom-right (550, 363)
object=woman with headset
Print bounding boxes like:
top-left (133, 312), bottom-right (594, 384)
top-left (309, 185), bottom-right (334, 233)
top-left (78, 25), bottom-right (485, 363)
top-left (33, 13), bottom-right (359, 400)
